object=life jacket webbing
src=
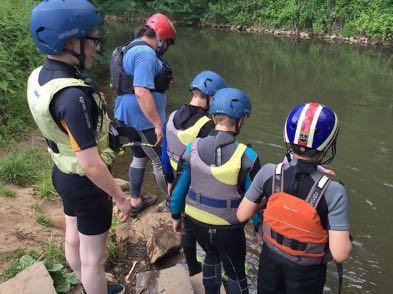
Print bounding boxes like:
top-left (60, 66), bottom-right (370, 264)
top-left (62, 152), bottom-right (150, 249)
top-left (306, 175), bottom-right (331, 208)
top-left (273, 164), bottom-right (331, 208)
top-left (272, 162), bottom-right (284, 194)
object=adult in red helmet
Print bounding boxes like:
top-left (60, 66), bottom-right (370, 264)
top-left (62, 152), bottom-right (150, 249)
top-left (28, 1), bottom-right (129, 293)
top-left (112, 14), bottom-right (176, 216)
top-left (146, 13), bottom-right (176, 55)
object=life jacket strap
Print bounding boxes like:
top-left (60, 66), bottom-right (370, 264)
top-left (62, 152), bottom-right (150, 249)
top-left (188, 189), bottom-right (242, 210)
top-left (46, 138), bottom-right (59, 153)
top-left (272, 162), bottom-right (285, 193)
top-left (306, 174), bottom-right (331, 208)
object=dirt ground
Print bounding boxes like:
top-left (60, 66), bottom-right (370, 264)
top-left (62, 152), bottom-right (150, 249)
top-left (0, 185), bottom-right (65, 270)
top-left (0, 135), bottom-right (182, 293)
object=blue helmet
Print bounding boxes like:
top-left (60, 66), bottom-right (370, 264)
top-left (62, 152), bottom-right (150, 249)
top-left (284, 103), bottom-right (339, 151)
top-left (30, 0), bottom-right (103, 55)
top-left (209, 88), bottom-right (251, 119)
top-left (189, 70), bottom-right (227, 97)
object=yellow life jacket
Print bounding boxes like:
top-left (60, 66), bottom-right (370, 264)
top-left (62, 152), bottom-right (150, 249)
top-left (27, 66), bottom-right (115, 175)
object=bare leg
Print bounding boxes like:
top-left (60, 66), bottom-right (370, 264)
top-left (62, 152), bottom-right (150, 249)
top-left (65, 215), bottom-right (81, 280)
top-left (79, 231), bottom-right (108, 294)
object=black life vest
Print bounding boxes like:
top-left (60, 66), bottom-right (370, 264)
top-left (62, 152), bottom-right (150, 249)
top-left (109, 40), bottom-right (173, 95)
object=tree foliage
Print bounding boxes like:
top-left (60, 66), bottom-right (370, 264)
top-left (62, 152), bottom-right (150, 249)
top-left (94, 0), bottom-right (392, 40)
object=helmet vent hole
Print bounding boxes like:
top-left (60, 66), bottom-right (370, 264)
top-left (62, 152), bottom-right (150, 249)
top-left (290, 124), bottom-right (296, 130)
top-left (315, 129), bottom-right (321, 135)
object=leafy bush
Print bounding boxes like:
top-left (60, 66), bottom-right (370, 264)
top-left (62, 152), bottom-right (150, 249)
top-left (0, 147), bottom-right (52, 186)
top-left (1, 240), bottom-right (79, 292)
top-left (1, 251), bottom-right (39, 281)
top-left (95, 0), bottom-right (392, 40)
top-left (0, 0), bottom-right (43, 145)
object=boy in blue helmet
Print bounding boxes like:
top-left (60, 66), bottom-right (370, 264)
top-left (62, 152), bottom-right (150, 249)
top-left (170, 88), bottom-right (261, 294)
top-left (162, 70), bottom-right (227, 276)
top-left (28, 1), bottom-right (129, 293)
top-left (237, 103), bottom-right (352, 294)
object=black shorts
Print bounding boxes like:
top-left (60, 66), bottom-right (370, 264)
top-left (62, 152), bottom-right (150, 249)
top-left (52, 165), bottom-right (113, 235)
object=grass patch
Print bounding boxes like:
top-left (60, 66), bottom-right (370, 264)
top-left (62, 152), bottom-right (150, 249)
top-left (31, 203), bottom-right (44, 214)
top-left (36, 215), bottom-right (54, 228)
top-left (107, 238), bottom-right (120, 264)
top-left (43, 239), bottom-right (65, 265)
top-left (33, 174), bottom-right (59, 201)
top-left (0, 185), bottom-right (16, 198)
top-left (0, 147), bottom-right (52, 187)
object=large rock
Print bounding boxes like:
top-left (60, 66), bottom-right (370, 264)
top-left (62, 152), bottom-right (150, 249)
top-left (114, 178), bottom-right (130, 191)
top-left (135, 265), bottom-right (193, 294)
top-left (189, 272), bottom-right (226, 294)
top-left (142, 212), bottom-right (182, 263)
top-left (0, 262), bottom-right (56, 294)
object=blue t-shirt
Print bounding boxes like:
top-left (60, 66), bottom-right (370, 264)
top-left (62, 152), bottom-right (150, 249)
top-left (114, 38), bottom-right (166, 131)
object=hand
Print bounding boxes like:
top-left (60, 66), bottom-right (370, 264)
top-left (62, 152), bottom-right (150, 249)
top-left (154, 125), bottom-right (163, 147)
top-left (115, 196), bottom-right (131, 222)
top-left (167, 182), bottom-right (173, 197)
top-left (324, 168), bottom-right (336, 177)
top-left (172, 218), bottom-right (184, 235)
top-left (99, 91), bottom-right (107, 105)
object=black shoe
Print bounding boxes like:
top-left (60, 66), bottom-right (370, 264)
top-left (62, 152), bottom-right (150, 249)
top-left (188, 262), bottom-right (202, 277)
top-left (130, 196), bottom-right (157, 218)
top-left (107, 282), bottom-right (125, 294)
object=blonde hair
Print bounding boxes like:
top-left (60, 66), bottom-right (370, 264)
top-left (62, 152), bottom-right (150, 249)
top-left (192, 89), bottom-right (206, 99)
top-left (212, 114), bottom-right (236, 127)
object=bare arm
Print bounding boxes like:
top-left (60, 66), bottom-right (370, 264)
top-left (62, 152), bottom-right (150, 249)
top-left (76, 147), bottom-right (130, 217)
top-left (328, 230), bottom-right (352, 263)
top-left (134, 86), bottom-right (163, 145)
top-left (237, 197), bottom-right (260, 222)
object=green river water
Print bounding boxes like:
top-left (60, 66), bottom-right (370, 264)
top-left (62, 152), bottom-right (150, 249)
top-left (93, 21), bottom-right (393, 293)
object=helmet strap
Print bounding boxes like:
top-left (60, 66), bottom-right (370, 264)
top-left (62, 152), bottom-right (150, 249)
top-left (234, 119), bottom-right (241, 136)
top-left (62, 38), bottom-right (86, 69)
top-left (319, 140), bottom-right (337, 165)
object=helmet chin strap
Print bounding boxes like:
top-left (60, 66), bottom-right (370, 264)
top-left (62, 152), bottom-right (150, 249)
top-left (63, 38), bottom-right (86, 70)
top-left (319, 140), bottom-right (337, 165)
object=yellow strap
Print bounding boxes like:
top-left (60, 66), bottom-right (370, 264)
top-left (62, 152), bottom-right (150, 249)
top-left (211, 143), bottom-right (247, 185)
top-left (185, 204), bottom-right (230, 225)
top-left (178, 116), bottom-right (211, 145)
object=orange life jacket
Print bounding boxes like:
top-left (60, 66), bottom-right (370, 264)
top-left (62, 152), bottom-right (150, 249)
top-left (262, 163), bottom-right (332, 265)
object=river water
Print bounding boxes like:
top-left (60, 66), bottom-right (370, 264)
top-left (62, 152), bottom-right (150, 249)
top-left (93, 21), bottom-right (393, 293)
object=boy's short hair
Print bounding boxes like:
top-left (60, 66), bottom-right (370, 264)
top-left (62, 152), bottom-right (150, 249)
top-left (192, 89), bottom-right (207, 99)
top-left (290, 144), bottom-right (323, 161)
top-left (213, 114), bottom-right (237, 128)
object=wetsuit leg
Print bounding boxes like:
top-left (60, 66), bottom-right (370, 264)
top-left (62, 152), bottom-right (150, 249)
top-left (182, 223), bottom-right (201, 276)
top-left (284, 258), bottom-right (326, 294)
top-left (129, 148), bottom-right (148, 197)
top-left (215, 227), bottom-right (249, 294)
top-left (257, 243), bottom-right (286, 294)
top-left (139, 128), bottom-right (168, 198)
top-left (185, 217), bottom-right (221, 293)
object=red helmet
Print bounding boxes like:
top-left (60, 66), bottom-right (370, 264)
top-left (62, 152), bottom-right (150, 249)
top-left (146, 13), bottom-right (176, 45)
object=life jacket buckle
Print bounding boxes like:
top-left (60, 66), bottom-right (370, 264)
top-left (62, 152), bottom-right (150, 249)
top-left (195, 192), bottom-right (201, 204)
top-left (226, 198), bottom-right (232, 211)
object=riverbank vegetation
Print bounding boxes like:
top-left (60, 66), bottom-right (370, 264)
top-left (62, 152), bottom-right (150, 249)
top-left (0, 0), bottom-right (43, 146)
top-left (95, 0), bottom-right (392, 40)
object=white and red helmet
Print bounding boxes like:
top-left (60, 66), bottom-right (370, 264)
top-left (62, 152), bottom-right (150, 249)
top-left (284, 103), bottom-right (339, 152)
top-left (146, 13), bottom-right (176, 46)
